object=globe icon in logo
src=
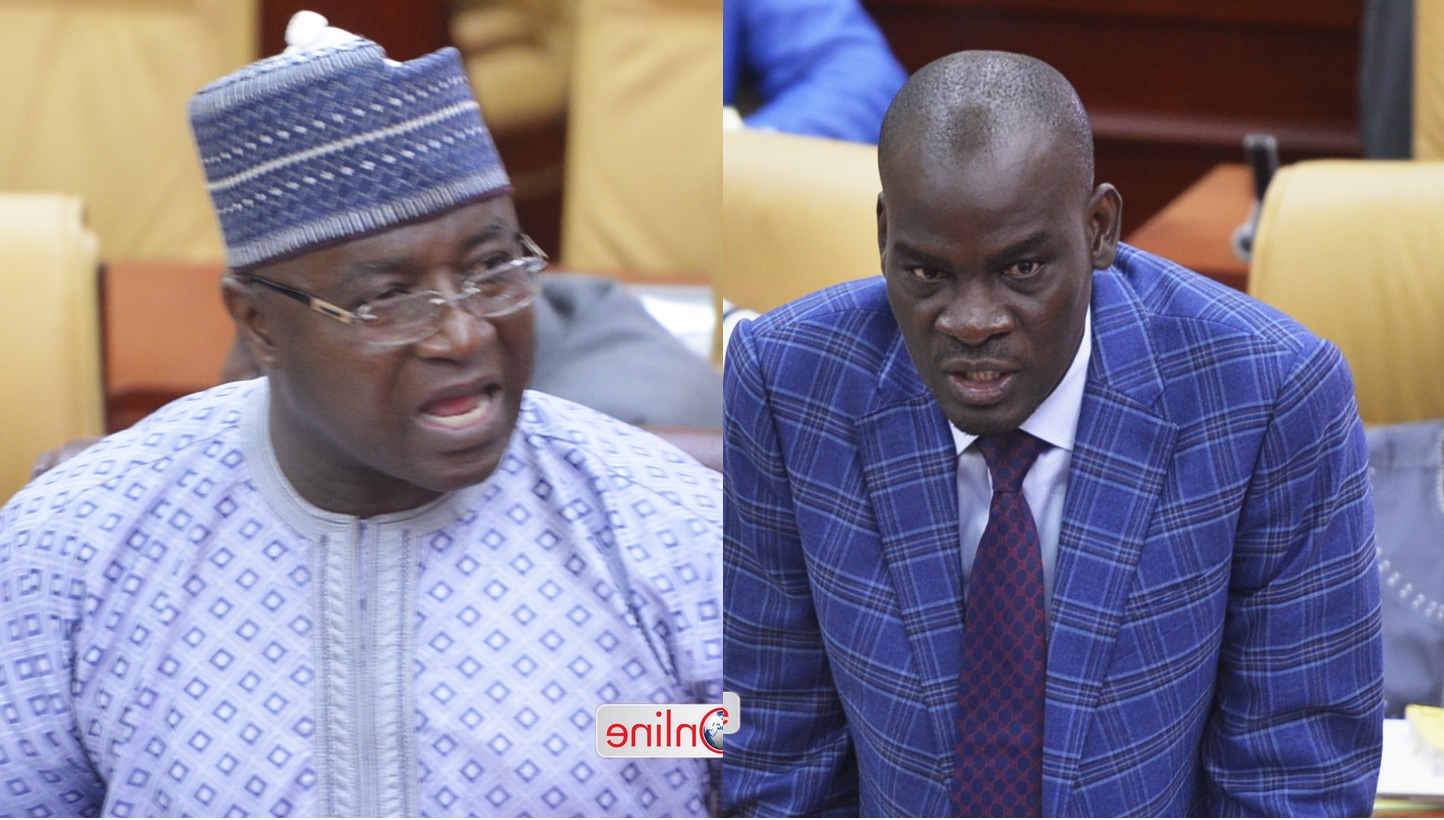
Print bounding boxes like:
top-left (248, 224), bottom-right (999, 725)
top-left (701, 708), bottom-right (726, 754)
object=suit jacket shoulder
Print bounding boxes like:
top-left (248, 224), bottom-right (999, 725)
top-left (1091, 243), bottom-right (1327, 411)
top-left (742, 276), bottom-right (897, 368)
top-left (723, 246), bottom-right (1381, 817)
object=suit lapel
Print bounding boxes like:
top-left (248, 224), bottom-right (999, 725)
top-left (850, 270), bottom-right (1182, 812)
top-left (857, 333), bottom-right (966, 762)
top-left (1043, 269), bottom-right (1178, 816)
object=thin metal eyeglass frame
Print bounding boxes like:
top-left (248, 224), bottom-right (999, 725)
top-left (235, 234), bottom-right (548, 338)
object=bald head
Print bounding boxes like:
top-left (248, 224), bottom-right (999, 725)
top-left (873, 50), bottom-right (1122, 437)
top-left (878, 51), bottom-right (1094, 195)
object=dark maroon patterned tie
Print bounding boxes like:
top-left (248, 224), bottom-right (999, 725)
top-left (953, 431), bottom-right (1048, 817)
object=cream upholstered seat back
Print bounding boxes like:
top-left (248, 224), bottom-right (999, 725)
top-left (560, 0), bottom-right (721, 282)
top-left (1248, 159), bottom-right (1444, 425)
top-left (0, 0), bottom-right (256, 264)
top-left (1415, 0), bottom-right (1444, 159)
top-left (722, 128), bottom-right (882, 315)
top-left (0, 194), bottom-right (103, 503)
top-left (453, 0), bottom-right (574, 130)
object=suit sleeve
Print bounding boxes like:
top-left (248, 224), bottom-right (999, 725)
top-left (1199, 337), bottom-right (1383, 816)
top-left (722, 319), bottom-right (860, 816)
top-left (0, 506), bottom-right (105, 816)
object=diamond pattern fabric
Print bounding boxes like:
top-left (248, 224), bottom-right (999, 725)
top-left (0, 380), bottom-right (720, 816)
top-left (953, 431), bottom-right (1047, 817)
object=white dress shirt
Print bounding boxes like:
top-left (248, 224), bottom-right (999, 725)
top-left (950, 309), bottom-right (1091, 614)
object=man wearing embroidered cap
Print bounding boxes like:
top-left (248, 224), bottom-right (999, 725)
top-left (0, 13), bottom-right (720, 817)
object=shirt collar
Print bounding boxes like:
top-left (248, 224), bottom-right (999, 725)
top-left (949, 307), bottom-right (1092, 455)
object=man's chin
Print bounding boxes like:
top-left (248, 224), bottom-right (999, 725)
top-left (414, 407), bottom-right (520, 491)
top-left (942, 403), bottom-right (1030, 438)
top-left (421, 448), bottom-right (507, 494)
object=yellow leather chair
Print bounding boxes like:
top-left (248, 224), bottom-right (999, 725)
top-left (722, 128), bottom-right (882, 315)
top-left (560, 0), bottom-right (721, 282)
top-left (0, 194), bottom-right (104, 504)
top-left (0, 0), bottom-right (257, 264)
top-left (1248, 159), bottom-right (1444, 425)
top-left (1416, 0), bottom-right (1444, 158)
top-left (453, 0), bottom-right (574, 131)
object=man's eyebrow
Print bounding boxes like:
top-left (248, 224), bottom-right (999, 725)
top-left (342, 257), bottom-right (410, 281)
top-left (890, 241), bottom-right (953, 270)
top-left (460, 222), bottom-right (513, 249)
top-left (985, 233), bottom-right (1052, 268)
top-left (339, 223), bottom-right (514, 280)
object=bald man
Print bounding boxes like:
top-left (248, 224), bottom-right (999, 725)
top-left (722, 51), bottom-right (1382, 816)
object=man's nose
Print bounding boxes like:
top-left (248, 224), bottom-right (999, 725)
top-left (936, 280), bottom-right (1012, 345)
top-left (418, 294), bottom-right (493, 358)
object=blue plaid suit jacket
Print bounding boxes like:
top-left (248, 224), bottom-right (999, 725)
top-left (722, 245), bottom-right (1383, 816)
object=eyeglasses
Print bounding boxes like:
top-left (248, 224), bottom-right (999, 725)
top-left (237, 234), bottom-right (547, 347)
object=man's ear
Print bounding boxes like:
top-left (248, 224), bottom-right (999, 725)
top-left (221, 275), bottom-right (281, 370)
top-left (1087, 183), bottom-right (1123, 270)
top-left (876, 191), bottom-right (888, 273)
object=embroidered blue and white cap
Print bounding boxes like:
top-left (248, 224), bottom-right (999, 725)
top-left (189, 11), bottom-right (511, 271)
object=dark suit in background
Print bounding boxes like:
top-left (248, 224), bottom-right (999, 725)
top-left (531, 274), bottom-right (722, 428)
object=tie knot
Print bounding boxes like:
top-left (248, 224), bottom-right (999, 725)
top-left (976, 431), bottom-right (1048, 493)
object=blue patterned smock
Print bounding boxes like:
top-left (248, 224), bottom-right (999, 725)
top-left (0, 379), bottom-right (721, 816)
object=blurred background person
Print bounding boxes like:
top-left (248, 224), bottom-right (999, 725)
top-left (724, 0), bottom-right (906, 144)
top-left (1358, 0), bottom-right (1414, 158)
